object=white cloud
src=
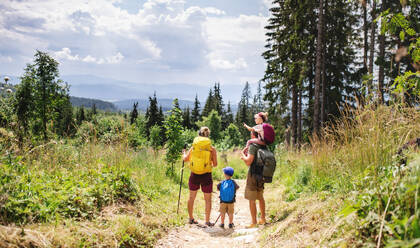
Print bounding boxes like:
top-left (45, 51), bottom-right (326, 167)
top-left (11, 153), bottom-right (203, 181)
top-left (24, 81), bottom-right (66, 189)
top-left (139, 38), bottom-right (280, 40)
top-left (262, 0), bottom-right (274, 8)
top-left (0, 55), bottom-right (13, 63)
top-left (209, 57), bottom-right (248, 70)
top-left (105, 52), bottom-right (124, 64)
top-left (54, 48), bottom-right (124, 64)
top-left (1, 0), bottom-right (268, 90)
top-left (82, 55), bottom-right (96, 63)
top-left (54, 48), bottom-right (80, 61)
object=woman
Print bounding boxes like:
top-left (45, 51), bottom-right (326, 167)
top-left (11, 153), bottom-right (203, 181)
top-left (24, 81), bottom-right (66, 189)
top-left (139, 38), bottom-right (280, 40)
top-left (183, 126), bottom-right (217, 226)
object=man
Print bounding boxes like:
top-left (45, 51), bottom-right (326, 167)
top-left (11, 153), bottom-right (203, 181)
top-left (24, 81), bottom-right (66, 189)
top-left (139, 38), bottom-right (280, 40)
top-left (240, 131), bottom-right (266, 228)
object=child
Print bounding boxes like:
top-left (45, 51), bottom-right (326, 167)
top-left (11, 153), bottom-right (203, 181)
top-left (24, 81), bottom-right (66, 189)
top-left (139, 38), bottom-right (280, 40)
top-left (217, 167), bottom-right (239, 229)
top-left (243, 112), bottom-right (269, 155)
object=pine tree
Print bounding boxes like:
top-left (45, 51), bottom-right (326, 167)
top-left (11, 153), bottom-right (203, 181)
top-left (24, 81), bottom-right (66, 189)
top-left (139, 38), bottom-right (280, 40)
top-left (76, 106), bottom-right (85, 125)
top-left (145, 93), bottom-right (160, 137)
top-left (236, 82), bottom-right (252, 142)
top-left (213, 83), bottom-right (224, 116)
top-left (130, 102), bottom-right (138, 125)
top-left (92, 103), bottom-right (97, 115)
top-left (202, 89), bottom-right (214, 117)
top-left (164, 98), bottom-right (184, 173)
top-left (24, 50), bottom-right (71, 140)
top-left (182, 106), bottom-right (192, 129)
top-left (14, 69), bottom-right (34, 136)
top-left (191, 94), bottom-right (201, 129)
top-left (224, 101), bottom-right (234, 129)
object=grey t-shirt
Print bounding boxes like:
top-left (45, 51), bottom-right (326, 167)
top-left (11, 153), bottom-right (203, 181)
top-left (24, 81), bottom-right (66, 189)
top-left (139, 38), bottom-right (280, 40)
top-left (245, 144), bottom-right (265, 191)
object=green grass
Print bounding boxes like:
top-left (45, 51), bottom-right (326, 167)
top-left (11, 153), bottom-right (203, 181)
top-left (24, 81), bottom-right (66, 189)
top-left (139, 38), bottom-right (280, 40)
top-left (0, 140), bottom-right (248, 247)
top-left (260, 105), bottom-right (420, 247)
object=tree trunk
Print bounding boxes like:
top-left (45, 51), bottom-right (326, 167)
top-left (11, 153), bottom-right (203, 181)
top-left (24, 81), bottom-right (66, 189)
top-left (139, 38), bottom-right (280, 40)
top-left (363, 1), bottom-right (368, 71)
top-left (368, 0), bottom-right (376, 96)
top-left (313, 0), bottom-right (324, 136)
top-left (298, 88), bottom-right (302, 146)
top-left (321, 0), bottom-right (327, 126)
top-left (291, 82), bottom-right (298, 148)
top-left (377, 2), bottom-right (385, 104)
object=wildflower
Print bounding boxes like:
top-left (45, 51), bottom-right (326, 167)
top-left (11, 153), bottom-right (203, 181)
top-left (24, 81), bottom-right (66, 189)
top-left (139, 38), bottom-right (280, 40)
top-left (6, 89), bottom-right (12, 94)
top-left (4, 76), bottom-right (9, 83)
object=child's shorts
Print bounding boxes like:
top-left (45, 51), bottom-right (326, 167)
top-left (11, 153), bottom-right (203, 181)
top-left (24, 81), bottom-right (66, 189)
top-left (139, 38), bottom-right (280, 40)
top-left (219, 203), bottom-right (234, 215)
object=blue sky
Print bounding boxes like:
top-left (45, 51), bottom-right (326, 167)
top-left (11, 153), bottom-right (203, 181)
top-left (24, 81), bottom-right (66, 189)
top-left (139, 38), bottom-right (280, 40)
top-left (0, 0), bottom-right (272, 101)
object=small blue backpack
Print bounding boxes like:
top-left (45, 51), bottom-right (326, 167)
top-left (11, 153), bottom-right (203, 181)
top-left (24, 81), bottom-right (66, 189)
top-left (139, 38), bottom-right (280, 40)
top-left (220, 180), bottom-right (235, 203)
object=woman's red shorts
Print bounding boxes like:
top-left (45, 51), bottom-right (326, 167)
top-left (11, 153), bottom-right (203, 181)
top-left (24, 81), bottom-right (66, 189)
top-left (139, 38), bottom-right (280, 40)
top-left (188, 172), bottom-right (213, 193)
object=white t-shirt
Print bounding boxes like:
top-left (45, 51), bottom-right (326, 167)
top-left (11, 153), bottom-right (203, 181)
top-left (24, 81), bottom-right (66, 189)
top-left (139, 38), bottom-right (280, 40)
top-left (253, 124), bottom-right (264, 140)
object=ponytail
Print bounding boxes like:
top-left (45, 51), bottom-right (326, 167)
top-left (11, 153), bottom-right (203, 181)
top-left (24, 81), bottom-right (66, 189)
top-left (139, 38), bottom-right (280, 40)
top-left (258, 112), bottom-right (268, 122)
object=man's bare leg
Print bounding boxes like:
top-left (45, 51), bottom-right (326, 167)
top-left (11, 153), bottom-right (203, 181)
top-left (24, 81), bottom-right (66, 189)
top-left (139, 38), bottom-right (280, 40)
top-left (249, 200), bottom-right (257, 224)
top-left (258, 197), bottom-right (266, 223)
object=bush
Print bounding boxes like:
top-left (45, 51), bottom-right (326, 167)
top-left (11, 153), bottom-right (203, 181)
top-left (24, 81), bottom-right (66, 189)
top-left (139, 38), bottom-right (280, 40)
top-left (0, 158), bottom-right (138, 224)
top-left (76, 115), bottom-right (126, 145)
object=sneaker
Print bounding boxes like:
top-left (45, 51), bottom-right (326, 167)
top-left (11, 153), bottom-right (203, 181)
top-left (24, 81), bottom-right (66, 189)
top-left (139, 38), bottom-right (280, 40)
top-left (188, 218), bottom-right (198, 224)
top-left (205, 222), bottom-right (214, 227)
top-left (219, 223), bottom-right (225, 228)
top-left (228, 223), bottom-right (235, 229)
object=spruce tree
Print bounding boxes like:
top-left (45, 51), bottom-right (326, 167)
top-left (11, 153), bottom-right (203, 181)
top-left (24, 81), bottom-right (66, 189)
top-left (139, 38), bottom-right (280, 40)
top-left (23, 50), bottom-right (71, 140)
top-left (76, 106), bottom-right (85, 125)
top-left (236, 82), bottom-right (252, 142)
top-left (145, 93), bottom-right (160, 137)
top-left (191, 94), bottom-right (201, 129)
top-left (164, 98), bottom-right (184, 173)
top-left (202, 89), bottom-right (214, 117)
top-left (130, 102), bottom-right (138, 125)
top-left (182, 106), bottom-right (192, 130)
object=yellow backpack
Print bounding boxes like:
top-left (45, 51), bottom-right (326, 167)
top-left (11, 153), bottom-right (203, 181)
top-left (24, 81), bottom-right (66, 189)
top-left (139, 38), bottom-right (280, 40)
top-left (189, 136), bottom-right (212, 175)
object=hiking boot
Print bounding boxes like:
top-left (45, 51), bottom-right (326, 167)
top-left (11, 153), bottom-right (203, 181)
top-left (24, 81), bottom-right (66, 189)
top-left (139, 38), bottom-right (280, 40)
top-left (219, 223), bottom-right (225, 229)
top-left (228, 223), bottom-right (234, 229)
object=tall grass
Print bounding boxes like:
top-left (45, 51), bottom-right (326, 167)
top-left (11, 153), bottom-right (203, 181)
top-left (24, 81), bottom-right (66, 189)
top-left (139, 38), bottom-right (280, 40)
top-left (272, 105), bottom-right (420, 247)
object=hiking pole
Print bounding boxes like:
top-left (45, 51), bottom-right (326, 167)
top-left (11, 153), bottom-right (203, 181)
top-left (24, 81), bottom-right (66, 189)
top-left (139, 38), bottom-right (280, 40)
top-left (214, 213), bottom-right (221, 224)
top-left (177, 144), bottom-right (188, 214)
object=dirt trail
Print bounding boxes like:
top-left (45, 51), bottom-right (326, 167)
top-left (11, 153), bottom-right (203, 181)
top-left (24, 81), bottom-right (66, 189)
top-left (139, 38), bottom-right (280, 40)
top-left (155, 180), bottom-right (262, 248)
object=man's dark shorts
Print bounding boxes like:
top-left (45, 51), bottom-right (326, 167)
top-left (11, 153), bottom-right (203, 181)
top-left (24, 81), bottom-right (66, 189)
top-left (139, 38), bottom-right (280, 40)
top-left (189, 172), bottom-right (213, 193)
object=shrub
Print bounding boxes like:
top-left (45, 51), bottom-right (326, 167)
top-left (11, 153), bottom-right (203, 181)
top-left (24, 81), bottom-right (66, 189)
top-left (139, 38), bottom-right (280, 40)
top-left (0, 159), bottom-right (138, 224)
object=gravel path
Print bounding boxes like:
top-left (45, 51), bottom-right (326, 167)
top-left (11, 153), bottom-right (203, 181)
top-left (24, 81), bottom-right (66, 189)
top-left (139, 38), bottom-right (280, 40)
top-left (155, 180), bottom-right (262, 248)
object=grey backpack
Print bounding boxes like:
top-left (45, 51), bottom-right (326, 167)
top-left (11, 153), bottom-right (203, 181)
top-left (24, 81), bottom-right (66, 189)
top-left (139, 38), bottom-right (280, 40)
top-left (256, 148), bottom-right (277, 183)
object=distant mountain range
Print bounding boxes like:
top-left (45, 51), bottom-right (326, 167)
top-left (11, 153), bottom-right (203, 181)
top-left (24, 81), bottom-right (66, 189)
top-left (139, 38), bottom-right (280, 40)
top-left (113, 98), bottom-right (194, 112)
top-left (60, 74), bottom-right (249, 104)
top-left (3, 74), bottom-right (247, 112)
top-left (70, 96), bottom-right (117, 111)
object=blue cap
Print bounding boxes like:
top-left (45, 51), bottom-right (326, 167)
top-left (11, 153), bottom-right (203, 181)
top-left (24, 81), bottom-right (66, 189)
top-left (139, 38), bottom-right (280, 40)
top-left (223, 167), bottom-right (234, 176)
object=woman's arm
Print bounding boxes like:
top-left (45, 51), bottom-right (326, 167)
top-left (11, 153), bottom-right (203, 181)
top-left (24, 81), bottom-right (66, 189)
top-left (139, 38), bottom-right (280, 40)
top-left (211, 147), bottom-right (218, 167)
top-left (183, 148), bottom-right (192, 162)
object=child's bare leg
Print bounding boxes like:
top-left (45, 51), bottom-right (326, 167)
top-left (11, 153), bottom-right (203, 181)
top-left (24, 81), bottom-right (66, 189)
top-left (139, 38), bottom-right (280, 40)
top-left (254, 139), bottom-right (266, 146)
top-left (220, 212), bottom-right (225, 224)
top-left (228, 212), bottom-right (233, 224)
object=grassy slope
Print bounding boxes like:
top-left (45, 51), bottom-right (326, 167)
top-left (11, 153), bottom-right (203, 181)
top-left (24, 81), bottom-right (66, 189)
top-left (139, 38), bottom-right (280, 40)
top-left (259, 106), bottom-right (420, 247)
top-left (0, 141), bottom-right (246, 247)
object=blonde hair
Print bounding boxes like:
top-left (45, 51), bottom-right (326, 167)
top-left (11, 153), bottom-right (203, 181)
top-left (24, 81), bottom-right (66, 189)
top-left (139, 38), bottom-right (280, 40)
top-left (199, 126), bottom-right (210, 137)
top-left (256, 112), bottom-right (268, 122)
